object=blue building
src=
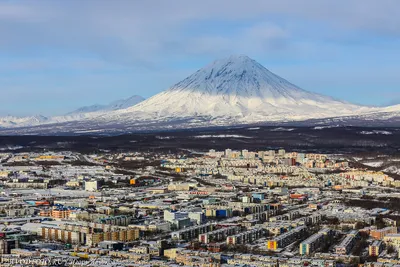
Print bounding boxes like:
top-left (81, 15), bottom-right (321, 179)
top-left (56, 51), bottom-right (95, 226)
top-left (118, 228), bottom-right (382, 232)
top-left (252, 193), bottom-right (265, 201)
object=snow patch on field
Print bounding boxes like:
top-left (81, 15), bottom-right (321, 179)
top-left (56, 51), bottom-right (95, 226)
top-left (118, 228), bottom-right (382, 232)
top-left (313, 125), bottom-right (340, 130)
top-left (360, 130), bottom-right (392, 135)
top-left (193, 134), bottom-right (252, 139)
top-left (74, 129), bottom-right (104, 133)
top-left (156, 136), bottom-right (173, 140)
top-left (384, 166), bottom-right (400, 175)
top-left (0, 146), bottom-right (23, 151)
top-left (363, 161), bottom-right (384, 167)
top-left (271, 127), bottom-right (294, 132)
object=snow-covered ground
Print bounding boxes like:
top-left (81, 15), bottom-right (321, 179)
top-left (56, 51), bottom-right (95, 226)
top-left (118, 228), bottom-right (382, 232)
top-left (193, 134), bottom-right (252, 139)
top-left (360, 130), bottom-right (393, 135)
top-left (384, 166), bottom-right (400, 175)
top-left (362, 161), bottom-right (384, 167)
top-left (270, 127), bottom-right (295, 132)
top-left (313, 125), bottom-right (340, 130)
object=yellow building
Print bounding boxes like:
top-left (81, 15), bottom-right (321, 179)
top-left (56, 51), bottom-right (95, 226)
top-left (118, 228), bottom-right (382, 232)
top-left (168, 183), bottom-right (191, 191)
top-left (384, 234), bottom-right (400, 249)
top-left (66, 180), bottom-right (80, 187)
top-left (206, 209), bottom-right (216, 217)
top-left (0, 171), bottom-right (11, 178)
top-left (164, 248), bottom-right (185, 260)
top-left (392, 180), bottom-right (400, 188)
top-left (35, 155), bottom-right (65, 161)
top-left (147, 187), bottom-right (168, 194)
top-left (267, 240), bottom-right (277, 250)
top-left (41, 225), bottom-right (140, 246)
top-left (369, 240), bottom-right (382, 256)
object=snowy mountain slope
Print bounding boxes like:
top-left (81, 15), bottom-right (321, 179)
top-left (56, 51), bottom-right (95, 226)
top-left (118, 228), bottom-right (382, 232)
top-left (68, 104), bottom-right (107, 114)
top-left (381, 104), bottom-right (400, 113)
top-left (0, 115), bottom-right (50, 128)
top-left (0, 95), bottom-right (145, 128)
top-left (107, 95), bottom-right (145, 111)
top-left (68, 95), bottom-right (144, 115)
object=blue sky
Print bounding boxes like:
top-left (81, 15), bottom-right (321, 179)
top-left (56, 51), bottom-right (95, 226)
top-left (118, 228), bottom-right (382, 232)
top-left (1, 0), bottom-right (400, 116)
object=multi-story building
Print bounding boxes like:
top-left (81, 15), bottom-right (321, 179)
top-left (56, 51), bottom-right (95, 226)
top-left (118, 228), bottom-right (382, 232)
top-left (51, 208), bottom-right (72, 219)
top-left (369, 240), bottom-right (382, 256)
top-left (164, 210), bottom-right (188, 222)
top-left (299, 228), bottom-right (333, 255)
top-left (226, 228), bottom-right (264, 245)
top-left (5, 181), bottom-right (48, 189)
top-left (5, 207), bottom-right (35, 217)
top-left (205, 207), bottom-right (233, 218)
top-left (171, 223), bottom-right (215, 241)
top-left (370, 227), bottom-right (397, 240)
top-left (41, 223), bottom-right (140, 246)
top-left (174, 249), bottom-right (221, 267)
top-left (188, 212), bottom-right (206, 225)
top-left (96, 215), bottom-right (132, 226)
top-left (383, 218), bottom-right (397, 227)
top-left (267, 226), bottom-right (306, 251)
top-left (34, 155), bottom-right (65, 161)
top-left (383, 233), bottom-right (400, 249)
top-left (85, 180), bottom-right (99, 192)
top-left (335, 230), bottom-right (359, 255)
top-left (0, 239), bottom-right (19, 254)
top-left (199, 226), bottom-right (240, 244)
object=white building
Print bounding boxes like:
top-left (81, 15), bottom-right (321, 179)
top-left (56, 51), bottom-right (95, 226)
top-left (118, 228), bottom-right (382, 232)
top-left (85, 180), bottom-right (98, 192)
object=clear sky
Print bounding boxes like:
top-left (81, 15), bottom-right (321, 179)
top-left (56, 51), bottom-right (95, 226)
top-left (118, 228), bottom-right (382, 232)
top-left (1, 0), bottom-right (400, 116)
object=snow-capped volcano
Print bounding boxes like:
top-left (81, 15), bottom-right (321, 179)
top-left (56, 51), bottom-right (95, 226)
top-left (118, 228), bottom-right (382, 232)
top-left (114, 55), bottom-right (364, 122)
top-left (0, 55), bottom-right (399, 134)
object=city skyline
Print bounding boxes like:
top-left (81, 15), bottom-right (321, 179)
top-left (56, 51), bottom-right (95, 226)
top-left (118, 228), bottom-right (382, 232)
top-left (1, 2), bottom-right (400, 266)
